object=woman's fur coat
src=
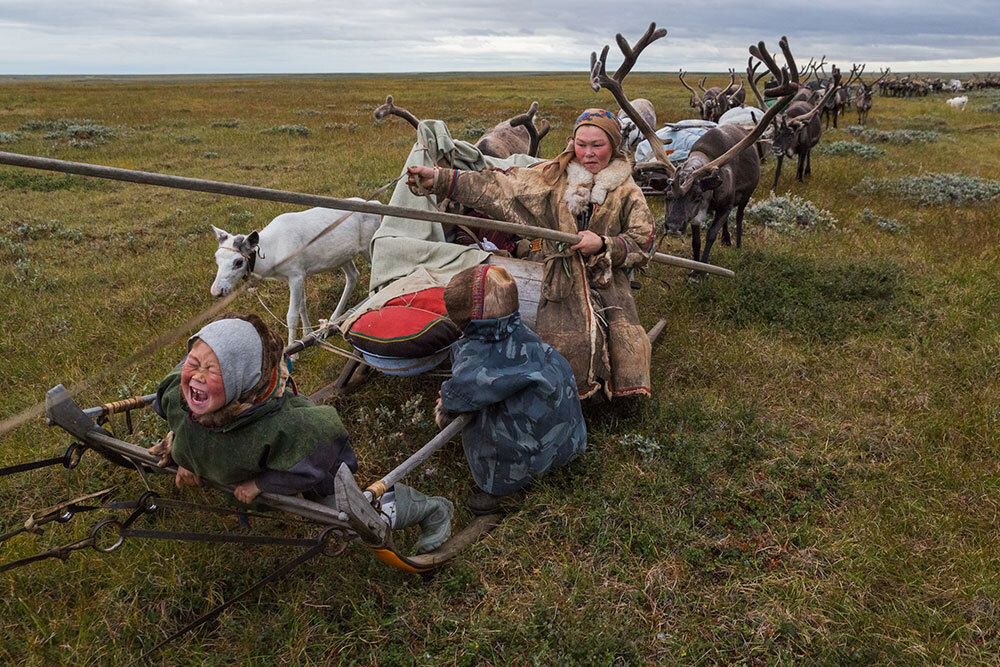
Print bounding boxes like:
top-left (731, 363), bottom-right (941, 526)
top-left (428, 157), bottom-right (655, 398)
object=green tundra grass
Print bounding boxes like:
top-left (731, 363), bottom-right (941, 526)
top-left (1, 73), bottom-right (999, 665)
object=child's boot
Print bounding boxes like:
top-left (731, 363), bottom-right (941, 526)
top-left (391, 484), bottom-right (454, 554)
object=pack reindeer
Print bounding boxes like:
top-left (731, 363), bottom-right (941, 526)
top-left (680, 69), bottom-right (744, 122)
top-left (210, 203), bottom-right (381, 349)
top-left (591, 24), bottom-right (800, 272)
top-left (373, 96), bottom-right (549, 158)
top-left (748, 59), bottom-right (850, 188)
top-left (854, 67), bottom-right (891, 126)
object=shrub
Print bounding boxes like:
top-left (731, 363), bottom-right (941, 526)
top-left (262, 124), bottom-right (310, 136)
top-left (42, 122), bottom-right (117, 143)
top-left (815, 141), bottom-right (885, 159)
top-left (979, 102), bottom-right (1000, 113)
top-left (211, 119), bottom-right (241, 128)
top-left (173, 134), bottom-right (201, 144)
top-left (857, 172), bottom-right (1000, 206)
top-left (324, 122), bottom-right (358, 132)
top-left (740, 193), bottom-right (837, 233)
top-left (846, 126), bottom-right (938, 144)
top-left (17, 118), bottom-right (98, 132)
top-left (295, 109), bottom-right (320, 116)
top-left (0, 131), bottom-right (20, 143)
top-left (203, 151), bottom-right (219, 159)
top-left (69, 139), bottom-right (96, 149)
top-left (463, 125), bottom-right (488, 141)
top-left (861, 208), bottom-right (907, 233)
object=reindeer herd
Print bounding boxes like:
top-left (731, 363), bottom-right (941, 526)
top-left (367, 23), bottom-right (962, 271)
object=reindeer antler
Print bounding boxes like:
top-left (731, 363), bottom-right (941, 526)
top-left (679, 70), bottom-right (702, 106)
top-left (746, 57), bottom-right (768, 108)
top-left (509, 101), bottom-right (547, 157)
top-left (373, 95), bottom-right (420, 129)
top-left (683, 37), bottom-right (801, 186)
top-left (873, 67), bottom-right (891, 86)
top-left (590, 22), bottom-right (673, 172)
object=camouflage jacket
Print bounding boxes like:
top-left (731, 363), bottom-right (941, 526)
top-left (440, 311), bottom-right (586, 496)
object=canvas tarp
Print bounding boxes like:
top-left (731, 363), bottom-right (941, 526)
top-left (368, 119), bottom-right (543, 293)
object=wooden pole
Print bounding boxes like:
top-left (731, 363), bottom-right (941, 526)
top-left (0, 151), bottom-right (734, 278)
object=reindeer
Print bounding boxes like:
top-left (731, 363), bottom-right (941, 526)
top-left (209, 203), bottom-right (381, 349)
top-left (591, 24), bottom-right (800, 272)
top-left (748, 61), bottom-right (849, 188)
top-left (617, 98), bottom-right (656, 154)
top-left (855, 67), bottom-right (891, 126)
top-left (373, 96), bottom-right (549, 158)
top-left (680, 70), bottom-right (742, 122)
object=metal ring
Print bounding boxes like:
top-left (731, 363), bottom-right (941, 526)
top-left (63, 443), bottom-right (86, 469)
top-left (90, 519), bottom-right (125, 553)
top-left (138, 491), bottom-right (160, 513)
top-left (57, 509), bottom-right (74, 523)
top-left (319, 527), bottom-right (349, 558)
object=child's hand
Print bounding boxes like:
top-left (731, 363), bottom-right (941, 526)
top-left (175, 465), bottom-right (204, 489)
top-left (234, 479), bottom-right (262, 504)
top-left (148, 431), bottom-right (174, 467)
top-left (434, 399), bottom-right (454, 430)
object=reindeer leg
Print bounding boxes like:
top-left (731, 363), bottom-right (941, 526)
top-left (700, 209), bottom-right (727, 265)
top-left (735, 201), bottom-right (747, 249)
top-left (286, 275), bottom-right (306, 351)
top-left (773, 155), bottom-right (783, 189)
top-left (797, 152), bottom-right (805, 182)
top-left (330, 261), bottom-right (359, 323)
top-left (691, 223), bottom-right (701, 264)
top-left (805, 149), bottom-right (812, 178)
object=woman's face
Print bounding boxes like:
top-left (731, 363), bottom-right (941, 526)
top-left (181, 340), bottom-right (227, 416)
top-left (573, 125), bottom-right (614, 174)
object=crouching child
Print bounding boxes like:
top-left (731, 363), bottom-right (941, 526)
top-left (436, 265), bottom-right (587, 514)
top-left (149, 313), bottom-right (453, 554)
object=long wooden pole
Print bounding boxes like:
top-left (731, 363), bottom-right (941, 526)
top-left (0, 151), bottom-right (734, 278)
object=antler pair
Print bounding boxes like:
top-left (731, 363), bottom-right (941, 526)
top-left (589, 22), bottom-right (674, 172)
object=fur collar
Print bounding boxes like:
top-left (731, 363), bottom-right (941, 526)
top-left (562, 159), bottom-right (632, 217)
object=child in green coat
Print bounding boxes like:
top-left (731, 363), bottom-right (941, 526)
top-left (149, 313), bottom-right (452, 554)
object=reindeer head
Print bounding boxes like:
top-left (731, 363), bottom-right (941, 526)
top-left (209, 225), bottom-right (259, 297)
top-left (661, 165), bottom-right (724, 237)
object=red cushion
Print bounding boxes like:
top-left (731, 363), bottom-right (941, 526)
top-left (346, 304), bottom-right (459, 358)
top-left (383, 287), bottom-right (448, 316)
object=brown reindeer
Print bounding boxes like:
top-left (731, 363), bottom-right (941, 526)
top-left (680, 70), bottom-right (739, 122)
top-left (747, 60), bottom-right (849, 188)
top-left (373, 95), bottom-right (550, 158)
top-left (855, 67), bottom-right (891, 126)
top-left (592, 26), bottom-right (800, 272)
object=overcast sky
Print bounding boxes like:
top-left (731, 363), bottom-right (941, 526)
top-left (0, 1), bottom-right (997, 75)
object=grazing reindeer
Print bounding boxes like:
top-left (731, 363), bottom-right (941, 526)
top-left (720, 69), bottom-right (747, 111)
top-left (854, 67), bottom-right (891, 126)
top-left (617, 98), bottom-right (657, 154)
top-left (592, 25), bottom-right (799, 272)
top-left (210, 203), bottom-right (381, 348)
top-left (748, 61), bottom-right (848, 188)
top-left (373, 96), bottom-right (549, 158)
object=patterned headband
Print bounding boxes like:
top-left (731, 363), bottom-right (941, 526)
top-left (575, 109), bottom-right (621, 128)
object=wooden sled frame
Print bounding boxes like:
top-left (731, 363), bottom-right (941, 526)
top-left (43, 384), bottom-right (499, 574)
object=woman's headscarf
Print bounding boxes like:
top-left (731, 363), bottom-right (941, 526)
top-left (541, 108), bottom-right (626, 185)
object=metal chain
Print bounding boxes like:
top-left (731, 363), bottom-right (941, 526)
top-left (0, 443), bottom-right (87, 477)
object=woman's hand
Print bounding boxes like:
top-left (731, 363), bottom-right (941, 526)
top-left (570, 230), bottom-right (605, 256)
top-left (175, 465), bottom-right (203, 490)
top-left (406, 166), bottom-right (437, 193)
top-left (234, 479), bottom-right (262, 504)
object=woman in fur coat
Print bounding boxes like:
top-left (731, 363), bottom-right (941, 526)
top-left (407, 109), bottom-right (655, 399)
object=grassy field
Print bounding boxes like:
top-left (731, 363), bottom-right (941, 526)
top-left (1, 72), bottom-right (1000, 665)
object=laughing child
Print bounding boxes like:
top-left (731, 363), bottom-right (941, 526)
top-left (149, 313), bottom-right (453, 554)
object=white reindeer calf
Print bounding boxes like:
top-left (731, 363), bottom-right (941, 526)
top-left (946, 96), bottom-right (968, 111)
top-left (210, 201), bottom-right (381, 348)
